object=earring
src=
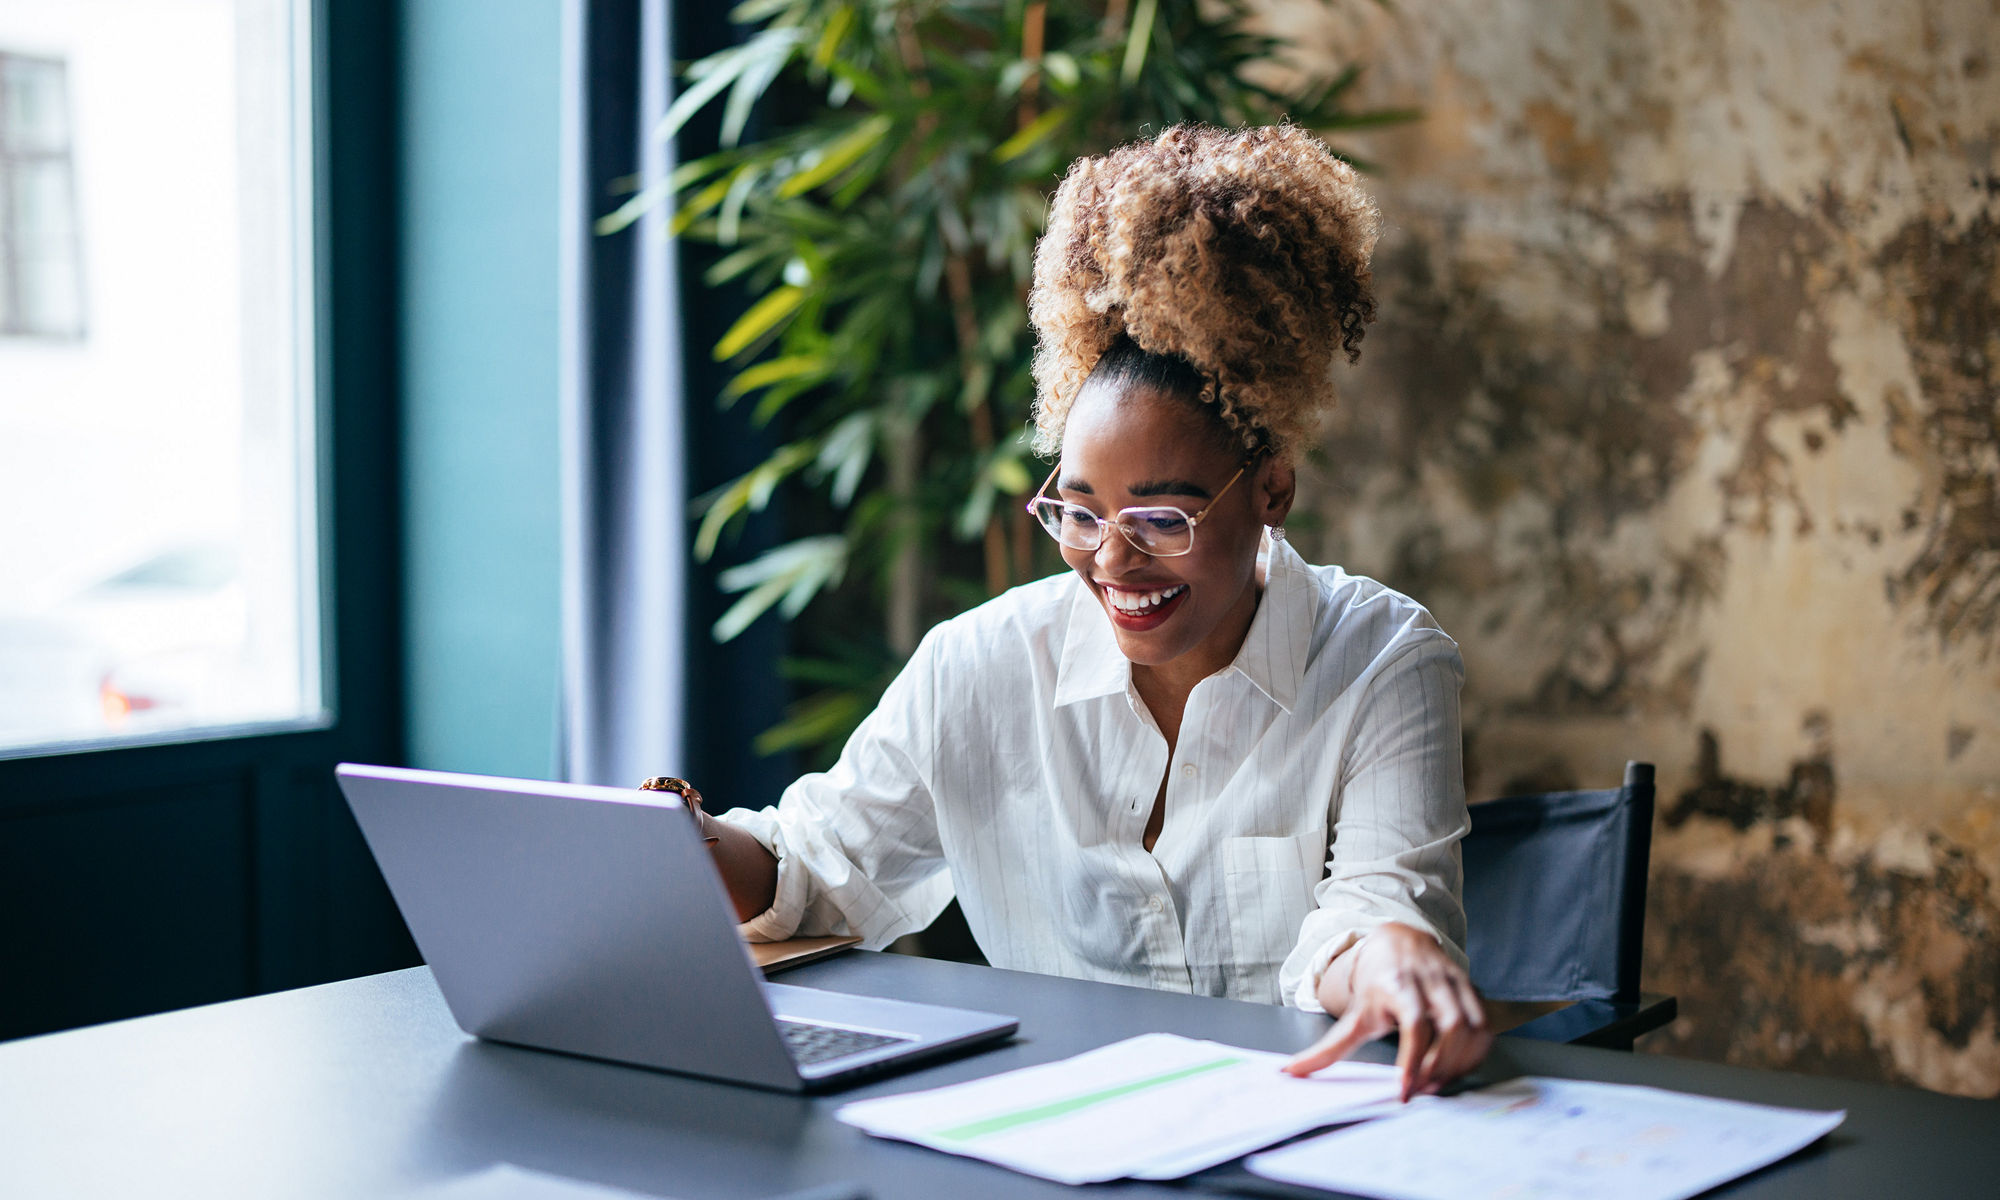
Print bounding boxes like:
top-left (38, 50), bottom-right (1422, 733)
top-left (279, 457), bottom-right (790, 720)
top-left (1268, 525), bottom-right (1287, 543)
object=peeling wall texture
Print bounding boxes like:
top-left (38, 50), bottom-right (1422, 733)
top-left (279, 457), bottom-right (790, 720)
top-left (1257, 0), bottom-right (2000, 1095)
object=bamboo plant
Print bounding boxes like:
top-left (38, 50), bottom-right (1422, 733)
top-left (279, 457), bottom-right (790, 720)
top-left (600, 0), bottom-right (1408, 763)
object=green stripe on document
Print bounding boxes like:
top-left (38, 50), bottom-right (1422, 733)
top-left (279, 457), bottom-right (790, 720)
top-left (933, 1056), bottom-right (1245, 1143)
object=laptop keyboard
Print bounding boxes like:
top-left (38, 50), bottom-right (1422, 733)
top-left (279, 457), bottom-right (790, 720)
top-left (776, 1018), bottom-right (913, 1066)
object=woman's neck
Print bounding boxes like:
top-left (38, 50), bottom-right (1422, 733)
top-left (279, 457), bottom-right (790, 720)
top-left (1130, 571), bottom-right (1266, 738)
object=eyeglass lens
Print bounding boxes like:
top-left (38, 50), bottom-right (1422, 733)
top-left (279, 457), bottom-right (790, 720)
top-left (1030, 501), bottom-right (1195, 556)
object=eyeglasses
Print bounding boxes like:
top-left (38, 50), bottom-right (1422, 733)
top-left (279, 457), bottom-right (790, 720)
top-left (1024, 462), bottom-right (1249, 558)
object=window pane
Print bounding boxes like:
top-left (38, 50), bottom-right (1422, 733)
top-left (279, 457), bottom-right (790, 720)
top-left (2, 55), bottom-right (69, 152)
top-left (11, 158), bottom-right (82, 332)
top-left (0, 0), bottom-right (322, 753)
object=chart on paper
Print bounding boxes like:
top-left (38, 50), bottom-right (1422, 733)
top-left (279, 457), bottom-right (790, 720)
top-left (836, 1032), bottom-right (1403, 1184)
top-left (1248, 1075), bottom-right (1845, 1200)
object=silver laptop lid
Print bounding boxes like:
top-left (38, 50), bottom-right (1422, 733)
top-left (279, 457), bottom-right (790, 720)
top-left (336, 764), bottom-right (802, 1090)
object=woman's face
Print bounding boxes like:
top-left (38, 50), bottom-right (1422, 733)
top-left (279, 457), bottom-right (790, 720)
top-left (1055, 383), bottom-right (1294, 676)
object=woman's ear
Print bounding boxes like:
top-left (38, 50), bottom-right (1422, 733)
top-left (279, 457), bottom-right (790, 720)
top-left (1256, 456), bottom-right (1297, 527)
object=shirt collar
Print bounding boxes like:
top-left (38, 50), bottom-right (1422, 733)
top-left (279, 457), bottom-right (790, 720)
top-left (1051, 532), bottom-right (1319, 712)
top-left (1053, 578), bottom-right (1131, 707)
top-left (1228, 534), bottom-right (1317, 714)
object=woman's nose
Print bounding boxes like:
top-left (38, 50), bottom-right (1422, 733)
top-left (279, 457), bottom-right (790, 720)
top-left (1094, 522), bottom-right (1149, 572)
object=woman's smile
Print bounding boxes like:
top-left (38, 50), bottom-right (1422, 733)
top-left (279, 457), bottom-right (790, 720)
top-left (1098, 580), bottom-right (1190, 629)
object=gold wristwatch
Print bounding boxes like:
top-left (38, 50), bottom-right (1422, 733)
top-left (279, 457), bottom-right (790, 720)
top-left (639, 776), bottom-right (721, 846)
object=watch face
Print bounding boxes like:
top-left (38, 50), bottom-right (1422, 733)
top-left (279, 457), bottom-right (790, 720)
top-left (639, 776), bottom-right (704, 813)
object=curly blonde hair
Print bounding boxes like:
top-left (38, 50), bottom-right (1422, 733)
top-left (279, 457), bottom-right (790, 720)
top-left (1029, 123), bottom-right (1380, 457)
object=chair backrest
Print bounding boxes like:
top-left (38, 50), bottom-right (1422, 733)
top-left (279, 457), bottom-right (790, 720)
top-left (1460, 762), bottom-right (1654, 1003)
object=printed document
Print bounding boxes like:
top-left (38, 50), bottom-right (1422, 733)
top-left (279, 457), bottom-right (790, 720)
top-left (835, 1032), bottom-right (1402, 1184)
top-left (1247, 1075), bottom-right (1845, 1200)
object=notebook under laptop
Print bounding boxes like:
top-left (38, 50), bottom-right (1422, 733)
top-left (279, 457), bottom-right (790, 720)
top-left (335, 763), bottom-right (1018, 1092)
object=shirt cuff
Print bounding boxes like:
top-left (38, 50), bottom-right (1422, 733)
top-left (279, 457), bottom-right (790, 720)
top-left (1288, 920), bottom-right (1465, 1012)
top-left (1288, 927), bottom-right (1370, 1013)
top-left (715, 807), bottom-right (809, 944)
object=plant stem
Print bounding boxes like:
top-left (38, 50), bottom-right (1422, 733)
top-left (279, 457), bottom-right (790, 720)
top-left (944, 254), bottom-right (1010, 594)
top-left (1020, 3), bottom-right (1047, 127)
top-left (886, 417), bottom-right (923, 658)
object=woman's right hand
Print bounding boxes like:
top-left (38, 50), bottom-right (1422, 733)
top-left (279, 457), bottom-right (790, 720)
top-left (1283, 923), bottom-right (1491, 1100)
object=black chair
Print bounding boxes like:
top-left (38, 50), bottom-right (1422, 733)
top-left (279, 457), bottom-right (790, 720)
top-left (1462, 761), bottom-right (1676, 1049)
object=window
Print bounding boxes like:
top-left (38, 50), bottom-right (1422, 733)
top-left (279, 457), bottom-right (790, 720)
top-left (0, 51), bottom-right (84, 339)
top-left (0, 1), bottom-right (323, 754)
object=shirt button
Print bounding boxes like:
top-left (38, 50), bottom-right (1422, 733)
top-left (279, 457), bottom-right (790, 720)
top-left (1148, 895), bottom-right (1165, 913)
top-left (1181, 763), bottom-right (1197, 778)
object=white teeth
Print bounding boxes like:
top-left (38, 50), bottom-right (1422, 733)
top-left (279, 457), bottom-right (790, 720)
top-left (1107, 584), bottom-right (1186, 613)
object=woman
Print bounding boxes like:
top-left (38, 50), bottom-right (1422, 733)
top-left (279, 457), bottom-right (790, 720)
top-left (693, 124), bottom-right (1490, 1097)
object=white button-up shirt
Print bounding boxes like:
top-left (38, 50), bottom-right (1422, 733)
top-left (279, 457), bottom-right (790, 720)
top-left (721, 536), bottom-right (1469, 1010)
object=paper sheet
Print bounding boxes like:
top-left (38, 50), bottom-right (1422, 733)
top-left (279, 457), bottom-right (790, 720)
top-left (834, 1032), bottom-right (1402, 1185)
top-left (1247, 1075), bottom-right (1845, 1200)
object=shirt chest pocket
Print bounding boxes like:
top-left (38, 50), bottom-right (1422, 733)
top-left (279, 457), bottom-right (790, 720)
top-left (1221, 832), bottom-right (1327, 1001)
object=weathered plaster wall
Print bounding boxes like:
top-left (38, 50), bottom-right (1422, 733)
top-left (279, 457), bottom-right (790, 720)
top-left (1258, 0), bottom-right (2000, 1095)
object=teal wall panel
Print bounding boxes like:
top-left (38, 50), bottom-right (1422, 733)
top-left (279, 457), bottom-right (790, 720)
top-left (399, 0), bottom-right (561, 778)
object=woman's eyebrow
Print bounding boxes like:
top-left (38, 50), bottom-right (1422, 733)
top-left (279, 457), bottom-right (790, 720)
top-left (1127, 478), bottom-right (1214, 499)
top-left (1056, 475), bottom-right (1212, 499)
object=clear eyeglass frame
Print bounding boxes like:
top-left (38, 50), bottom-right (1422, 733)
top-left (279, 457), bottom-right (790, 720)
top-left (1024, 461), bottom-right (1250, 558)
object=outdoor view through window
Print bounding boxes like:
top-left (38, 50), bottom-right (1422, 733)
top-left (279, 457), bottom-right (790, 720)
top-left (0, 0), bottom-right (321, 754)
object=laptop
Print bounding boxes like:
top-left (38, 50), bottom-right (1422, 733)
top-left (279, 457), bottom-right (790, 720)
top-left (335, 763), bottom-right (1018, 1092)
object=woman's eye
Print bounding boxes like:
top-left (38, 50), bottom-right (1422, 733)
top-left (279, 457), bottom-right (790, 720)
top-left (1141, 513), bottom-right (1188, 532)
top-left (1063, 507), bottom-right (1101, 528)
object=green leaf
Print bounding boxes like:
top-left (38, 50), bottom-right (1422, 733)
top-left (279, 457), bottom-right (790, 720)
top-left (812, 4), bottom-right (855, 68)
top-left (593, 178), bottom-right (673, 236)
top-left (722, 354), bottom-right (830, 399)
top-left (720, 32), bottom-right (798, 147)
top-left (751, 378), bottom-right (824, 426)
top-left (990, 454), bottom-right (1032, 495)
top-left (657, 47), bottom-right (751, 144)
top-left (656, 29), bottom-right (805, 147)
top-left (993, 107), bottom-right (1068, 163)
top-left (752, 688), bottom-right (872, 757)
top-left (713, 285), bottom-right (806, 360)
top-left (1121, 0), bottom-right (1160, 85)
top-left (815, 412), bottom-right (875, 507)
top-left (596, 156), bottom-right (736, 236)
top-left (954, 481), bottom-right (996, 541)
top-left (727, 0), bottom-right (795, 21)
top-left (776, 113), bottom-right (894, 199)
top-left (716, 163), bottom-right (766, 245)
top-left (703, 245), bottom-right (768, 286)
top-left (692, 441), bottom-right (816, 561)
top-left (712, 535), bottom-right (848, 640)
top-left (1042, 51), bottom-right (1080, 88)
top-left (997, 58), bottom-right (1036, 98)
top-left (670, 170), bottom-right (740, 237)
top-left (825, 58), bottom-right (886, 108)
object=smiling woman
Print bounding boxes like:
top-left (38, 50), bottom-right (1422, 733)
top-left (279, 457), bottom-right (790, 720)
top-left (692, 123), bottom-right (1491, 1099)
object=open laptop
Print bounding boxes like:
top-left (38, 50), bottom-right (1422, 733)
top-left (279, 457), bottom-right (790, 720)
top-left (335, 763), bottom-right (1017, 1092)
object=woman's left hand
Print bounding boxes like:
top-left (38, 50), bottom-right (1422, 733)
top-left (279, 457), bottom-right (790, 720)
top-left (1281, 922), bottom-right (1491, 1100)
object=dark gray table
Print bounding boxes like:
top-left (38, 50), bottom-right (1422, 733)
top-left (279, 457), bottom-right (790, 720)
top-left (1, 952), bottom-right (1994, 1199)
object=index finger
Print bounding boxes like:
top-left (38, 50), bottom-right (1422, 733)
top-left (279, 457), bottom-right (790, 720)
top-left (1282, 1007), bottom-right (1373, 1077)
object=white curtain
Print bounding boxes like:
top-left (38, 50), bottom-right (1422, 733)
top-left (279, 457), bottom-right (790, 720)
top-left (556, 0), bottom-right (686, 786)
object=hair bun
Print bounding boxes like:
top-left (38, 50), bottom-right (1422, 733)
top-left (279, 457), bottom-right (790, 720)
top-left (1029, 123), bottom-right (1380, 456)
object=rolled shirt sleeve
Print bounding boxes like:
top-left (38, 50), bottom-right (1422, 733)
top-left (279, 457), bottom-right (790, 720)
top-left (716, 628), bottom-right (955, 950)
top-left (1280, 634), bottom-right (1471, 1012)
